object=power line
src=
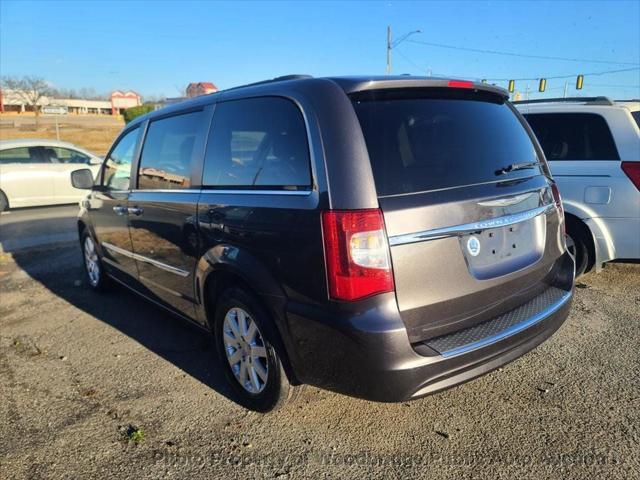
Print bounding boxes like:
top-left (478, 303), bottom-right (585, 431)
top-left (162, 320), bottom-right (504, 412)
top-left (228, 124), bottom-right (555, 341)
top-left (395, 47), bottom-right (640, 83)
top-left (406, 39), bottom-right (640, 66)
top-left (487, 67), bottom-right (640, 82)
top-left (395, 48), bottom-right (428, 74)
top-left (581, 83), bottom-right (640, 89)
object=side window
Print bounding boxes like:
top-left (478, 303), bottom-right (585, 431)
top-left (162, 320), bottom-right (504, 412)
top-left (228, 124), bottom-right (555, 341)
top-left (203, 97), bottom-right (311, 189)
top-left (102, 128), bottom-right (140, 190)
top-left (137, 111), bottom-right (203, 190)
top-left (524, 113), bottom-right (619, 161)
top-left (0, 147), bottom-right (45, 164)
top-left (51, 147), bottom-right (91, 164)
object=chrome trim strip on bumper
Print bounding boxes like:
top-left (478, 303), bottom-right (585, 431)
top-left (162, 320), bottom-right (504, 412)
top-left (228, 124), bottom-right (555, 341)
top-left (102, 242), bottom-right (190, 277)
top-left (440, 289), bottom-right (572, 358)
top-left (388, 203), bottom-right (555, 246)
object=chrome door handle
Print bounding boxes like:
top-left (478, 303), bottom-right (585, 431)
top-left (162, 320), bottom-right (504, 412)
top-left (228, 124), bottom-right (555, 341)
top-left (128, 206), bottom-right (143, 216)
top-left (113, 205), bottom-right (127, 215)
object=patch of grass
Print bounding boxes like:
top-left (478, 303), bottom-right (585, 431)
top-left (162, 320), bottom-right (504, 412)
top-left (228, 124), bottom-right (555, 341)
top-left (121, 425), bottom-right (145, 444)
top-left (11, 335), bottom-right (42, 356)
top-left (0, 121), bottom-right (123, 156)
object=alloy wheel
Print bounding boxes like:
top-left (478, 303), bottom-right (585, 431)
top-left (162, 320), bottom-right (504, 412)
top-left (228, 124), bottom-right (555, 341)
top-left (222, 307), bottom-right (269, 394)
top-left (84, 236), bottom-right (100, 287)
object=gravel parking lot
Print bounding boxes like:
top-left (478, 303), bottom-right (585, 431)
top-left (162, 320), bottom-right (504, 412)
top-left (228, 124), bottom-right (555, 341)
top-left (1, 208), bottom-right (639, 479)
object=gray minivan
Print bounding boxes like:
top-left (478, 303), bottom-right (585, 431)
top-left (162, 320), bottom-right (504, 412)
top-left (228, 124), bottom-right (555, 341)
top-left (73, 75), bottom-right (575, 411)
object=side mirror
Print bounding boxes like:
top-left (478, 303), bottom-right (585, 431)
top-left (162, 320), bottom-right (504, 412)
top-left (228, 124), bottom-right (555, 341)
top-left (88, 156), bottom-right (102, 165)
top-left (71, 168), bottom-right (95, 189)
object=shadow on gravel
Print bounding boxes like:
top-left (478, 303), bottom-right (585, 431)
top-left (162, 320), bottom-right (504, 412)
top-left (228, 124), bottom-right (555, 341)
top-left (9, 243), bottom-right (239, 405)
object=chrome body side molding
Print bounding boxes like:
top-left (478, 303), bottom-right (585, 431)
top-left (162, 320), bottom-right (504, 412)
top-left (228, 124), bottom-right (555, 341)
top-left (102, 242), bottom-right (190, 277)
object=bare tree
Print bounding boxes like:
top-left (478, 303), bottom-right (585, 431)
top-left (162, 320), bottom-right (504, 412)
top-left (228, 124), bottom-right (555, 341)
top-left (1, 76), bottom-right (52, 127)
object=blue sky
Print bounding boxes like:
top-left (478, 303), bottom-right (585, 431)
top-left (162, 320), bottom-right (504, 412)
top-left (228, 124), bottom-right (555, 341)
top-left (1, 0), bottom-right (639, 100)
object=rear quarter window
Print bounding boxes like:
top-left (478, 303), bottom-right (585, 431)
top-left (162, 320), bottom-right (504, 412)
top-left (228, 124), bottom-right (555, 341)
top-left (203, 97), bottom-right (311, 189)
top-left (523, 113), bottom-right (620, 161)
top-left (352, 90), bottom-right (541, 196)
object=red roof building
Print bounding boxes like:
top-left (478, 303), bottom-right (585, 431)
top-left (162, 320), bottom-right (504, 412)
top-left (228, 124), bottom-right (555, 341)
top-left (186, 82), bottom-right (218, 98)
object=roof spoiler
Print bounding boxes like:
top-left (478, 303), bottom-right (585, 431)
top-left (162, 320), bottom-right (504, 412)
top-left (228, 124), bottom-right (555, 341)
top-left (338, 77), bottom-right (508, 98)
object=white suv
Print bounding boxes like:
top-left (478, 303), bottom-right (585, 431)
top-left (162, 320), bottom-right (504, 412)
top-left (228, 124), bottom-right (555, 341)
top-left (515, 97), bottom-right (640, 276)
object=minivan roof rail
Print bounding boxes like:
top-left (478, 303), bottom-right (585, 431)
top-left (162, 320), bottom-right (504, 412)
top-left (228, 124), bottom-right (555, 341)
top-left (225, 74), bottom-right (313, 91)
top-left (512, 96), bottom-right (615, 106)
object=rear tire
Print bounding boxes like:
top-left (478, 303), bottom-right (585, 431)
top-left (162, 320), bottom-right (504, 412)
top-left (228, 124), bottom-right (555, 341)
top-left (213, 287), bottom-right (295, 412)
top-left (0, 190), bottom-right (8, 213)
top-left (565, 227), bottom-right (590, 278)
top-left (81, 229), bottom-right (111, 292)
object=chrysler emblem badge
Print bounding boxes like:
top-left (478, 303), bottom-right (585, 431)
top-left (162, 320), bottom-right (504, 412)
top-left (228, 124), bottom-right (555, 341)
top-left (467, 236), bottom-right (481, 256)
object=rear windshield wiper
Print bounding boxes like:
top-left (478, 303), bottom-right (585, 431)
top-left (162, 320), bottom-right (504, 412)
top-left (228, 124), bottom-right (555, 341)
top-left (495, 161), bottom-right (544, 176)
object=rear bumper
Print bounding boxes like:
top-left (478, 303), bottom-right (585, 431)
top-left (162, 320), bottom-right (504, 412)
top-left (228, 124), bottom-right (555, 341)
top-left (283, 252), bottom-right (574, 402)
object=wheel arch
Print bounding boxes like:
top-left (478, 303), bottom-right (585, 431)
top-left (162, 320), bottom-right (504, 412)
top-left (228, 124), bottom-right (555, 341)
top-left (564, 211), bottom-right (597, 272)
top-left (77, 218), bottom-right (87, 239)
top-left (195, 245), bottom-right (300, 385)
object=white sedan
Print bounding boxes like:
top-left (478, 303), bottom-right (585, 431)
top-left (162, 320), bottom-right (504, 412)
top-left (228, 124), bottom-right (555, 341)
top-left (0, 139), bottom-right (102, 211)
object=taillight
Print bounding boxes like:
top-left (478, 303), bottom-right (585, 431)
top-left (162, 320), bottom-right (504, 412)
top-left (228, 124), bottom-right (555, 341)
top-left (551, 182), bottom-right (565, 235)
top-left (621, 161), bottom-right (640, 191)
top-left (321, 209), bottom-right (394, 301)
top-left (448, 80), bottom-right (474, 89)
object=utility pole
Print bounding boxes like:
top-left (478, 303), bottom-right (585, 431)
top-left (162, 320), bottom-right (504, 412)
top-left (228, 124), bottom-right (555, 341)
top-left (563, 81), bottom-right (568, 98)
top-left (385, 26), bottom-right (421, 75)
top-left (386, 25), bottom-right (392, 75)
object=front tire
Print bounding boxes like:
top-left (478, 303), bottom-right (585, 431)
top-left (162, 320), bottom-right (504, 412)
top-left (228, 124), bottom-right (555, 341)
top-left (214, 287), bottom-right (295, 412)
top-left (81, 229), bottom-right (110, 291)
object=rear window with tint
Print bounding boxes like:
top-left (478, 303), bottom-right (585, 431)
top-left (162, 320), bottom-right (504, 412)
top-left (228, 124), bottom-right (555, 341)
top-left (631, 111), bottom-right (640, 129)
top-left (0, 147), bottom-right (42, 164)
top-left (352, 90), bottom-right (540, 196)
top-left (523, 113), bottom-right (619, 161)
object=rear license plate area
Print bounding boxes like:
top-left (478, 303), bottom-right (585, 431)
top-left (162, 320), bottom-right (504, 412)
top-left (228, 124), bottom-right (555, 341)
top-left (460, 215), bottom-right (546, 280)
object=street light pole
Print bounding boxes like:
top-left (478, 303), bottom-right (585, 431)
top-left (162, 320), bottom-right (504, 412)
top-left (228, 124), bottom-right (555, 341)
top-left (386, 25), bottom-right (392, 75)
top-left (386, 26), bottom-right (421, 75)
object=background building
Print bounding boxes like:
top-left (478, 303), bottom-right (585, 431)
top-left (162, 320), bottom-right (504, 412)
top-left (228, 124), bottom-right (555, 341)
top-left (0, 89), bottom-right (141, 115)
top-left (110, 91), bottom-right (141, 114)
top-left (186, 82), bottom-right (218, 97)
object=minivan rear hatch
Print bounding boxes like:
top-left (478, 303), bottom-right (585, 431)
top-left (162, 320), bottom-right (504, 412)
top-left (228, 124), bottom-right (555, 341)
top-left (352, 86), bottom-right (566, 343)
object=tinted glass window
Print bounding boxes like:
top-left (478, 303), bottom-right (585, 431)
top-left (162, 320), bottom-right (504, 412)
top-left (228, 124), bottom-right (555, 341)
top-left (203, 97), bottom-right (311, 189)
top-left (0, 147), bottom-right (47, 164)
top-left (138, 111), bottom-right (204, 190)
top-left (523, 113), bottom-right (619, 161)
top-left (102, 128), bottom-right (139, 190)
top-left (631, 111), bottom-right (640, 129)
top-left (51, 147), bottom-right (91, 164)
top-left (352, 91), bottom-right (540, 196)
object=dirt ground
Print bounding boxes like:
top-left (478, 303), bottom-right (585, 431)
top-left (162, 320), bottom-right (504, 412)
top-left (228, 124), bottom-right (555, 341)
top-left (0, 235), bottom-right (639, 479)
top-left (0, 114), bottom-right (124, 156)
